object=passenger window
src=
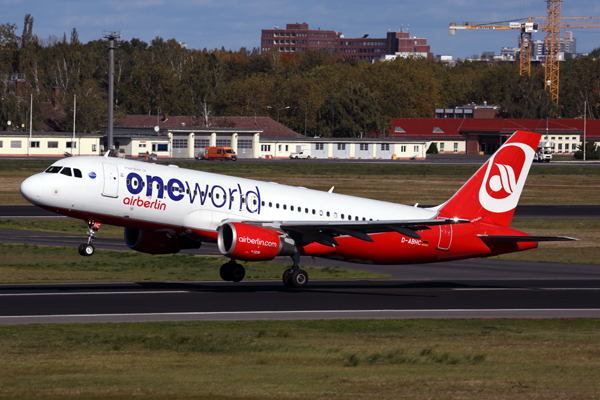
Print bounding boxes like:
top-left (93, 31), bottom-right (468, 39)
top-left (283, 204), bottom-right (287, 210)
top-left (209, 192), bottom-right (212, 198)
top-left (230, 196), bottom-right (234, 202)
top-left (319, 210), bottom-right (323, 216)
top-left (241, 197), bottom-right (245, 204)
top-left (60, 167), bottom-right (72, 176)
top-left (290, 206), bottom-right (294, 211)
top-left (326, 211), bottom-right (330, 217)
top-left (355, 216), bottom-right (359, 221)
top-left (334, 213), bottom-right (338, 218)
top-left (276, 203), bottom-right (279, 209)
top-left (341, 214), bottom-right (344, 219)
top-left (215, 193), bottom-right (219, 199)
top-left (348, 215), bottom-right (352, 220)
top-left (253, 199), bottom-right (257, 205)
top-left (141, 182), bottom-right (145, 188)
top-left (127, 179), bottom-right (131, 185)
top-left (73, 169), bottom-right (82, 178)
top-left (312, 209), bottom-right (315, 215)
top-left (262, 201), bottom-right (265, 206)
top-left (305, 208), bottom-right (309, 213)
top-left (194, 190), bottom-right (198, 195)
top-left (156, 183), bottom-right (161, 189)
top-left (45, 166), bottom-right (62, 173)
top-left (269, 202), bottom-right (272, 207)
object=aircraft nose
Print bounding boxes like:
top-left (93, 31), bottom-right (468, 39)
top-left (20, 175), bottom-right (42, 204)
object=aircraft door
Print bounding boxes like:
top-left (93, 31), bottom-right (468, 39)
top-left (102, 163), bottom-right (119, 198)
top-left (436, 225), bottom-right (453, 251)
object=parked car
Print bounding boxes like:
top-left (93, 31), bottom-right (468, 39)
top-left (198, 146), bottom-right (237, 161)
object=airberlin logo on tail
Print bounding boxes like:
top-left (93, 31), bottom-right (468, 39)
top-left (479, 143), bottom-right (535, 214)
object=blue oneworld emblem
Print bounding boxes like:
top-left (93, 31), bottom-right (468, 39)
top-left (89, 171), bottom-right (97, 179)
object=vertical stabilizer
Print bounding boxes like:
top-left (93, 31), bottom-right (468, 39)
top-left (437, 131), bottom-right (541, 227)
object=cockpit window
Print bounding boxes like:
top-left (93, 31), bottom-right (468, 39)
top-left (60, 167), bottom-right (72, 177)
top-left (73, 169), bottom-right (82, 178)
top-left (45, 166), bottom-right (62, 173)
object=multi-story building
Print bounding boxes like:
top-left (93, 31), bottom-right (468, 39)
top-left (260, 23), bottom-right (432, 61)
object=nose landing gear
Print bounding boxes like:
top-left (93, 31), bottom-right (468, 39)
top-left (78, 221), bottom-right (101, 257)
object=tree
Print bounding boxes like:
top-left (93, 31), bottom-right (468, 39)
top-left (427, 142), bottom-right (439, 154)
top-left (574, 141), bottom-right (600, 160)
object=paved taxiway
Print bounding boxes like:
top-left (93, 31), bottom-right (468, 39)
top-left (1, 205), bottom-right (599, 323)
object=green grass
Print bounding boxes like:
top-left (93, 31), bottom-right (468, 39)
top-left (0, 243), bottom-right (388, 283)
top-left (1, 319), bottom-right (599, 399)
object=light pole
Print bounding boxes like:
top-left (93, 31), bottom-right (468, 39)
top-left (103, 30), bottom-right (121, 154)
top-left (304, 101), bottom-right (308, 137)
top-left (267, 105), bottom-right (290, 123)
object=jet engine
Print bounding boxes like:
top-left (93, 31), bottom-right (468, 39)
top-left (124, 227), bottom-right (201, 254)
top-left (217, 222), bottom-right (296, 261)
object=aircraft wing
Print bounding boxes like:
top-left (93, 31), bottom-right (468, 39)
top-left (270, 218), bottom-right (470, 247)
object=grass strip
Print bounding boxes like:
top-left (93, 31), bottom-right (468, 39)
top-left (0, 243), bottom-right (388, 284)
top-left (1, 319), bottom-right (599, 399)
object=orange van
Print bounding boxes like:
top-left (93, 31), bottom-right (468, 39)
top-left (202, 146), bottom-right (237, 161)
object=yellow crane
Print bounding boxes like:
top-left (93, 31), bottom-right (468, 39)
top-left (450, 19), bottom-right (538, 77)
top-left (450, 0), bottom-right (600, 105)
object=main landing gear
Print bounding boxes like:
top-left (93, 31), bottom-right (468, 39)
top-left (282, 251), bottom-right (309, 288)
top-left (78, 220), bottom-right (101, 257)
top-left (220, 260), bottom-right (246, 282)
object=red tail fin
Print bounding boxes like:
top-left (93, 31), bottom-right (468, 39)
top-left (437, 131), bottom-right (541, 227)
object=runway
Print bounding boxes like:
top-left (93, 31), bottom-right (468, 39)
top-left (1, 205), bottom-right (599, 323)
top-left (1, 279), bottom-right (600, 324)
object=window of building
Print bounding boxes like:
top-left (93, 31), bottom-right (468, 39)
top-left (92, 144), bottom-right (97, 152)
top-left (414, 146), bottom-right (419, 153)
top-left (285, 145), bottom-right (288, 152)
top-left (381, 143), bottom-right (390, 151)
top-left (337, 143), bottom-right (346, 151)
top-left (139, 143), bottom-right (146, 148)
top-left (216, 139), bottom-right (231, 147)
top-left (440, 143), bottom-right (445, 153)
top-left (261, 144), bottom-right (271, 152)
top-left (11, 141), bottom-right (21, 148)
top-left (316, 143), bottom-right (324, 151)
top-left (66, 141), bottom-right (77, 149)
top-left (565, 143), bottom-right (570, 152)
top-left (359, 144), bottom-right (369, 151)
top-left (454, 143), bottom-right (458, 153)
top-left (278, 145), bottom-right (282, 151)
top-left (30, 141), bottom-right (40, 148)
top-left (401, 145), bottom-right (406, 153)
top-left (0, 141), bottom-right (2, 148)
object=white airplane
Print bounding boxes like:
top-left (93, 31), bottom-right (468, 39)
top-left (20, 130), bottom-right (575, 288)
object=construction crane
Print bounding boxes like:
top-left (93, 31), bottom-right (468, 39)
top-left (450, 0), bottom-right (600, 105)
top-left (449, 20), bottom-right (538, 77)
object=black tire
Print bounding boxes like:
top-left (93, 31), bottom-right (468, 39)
top-left (231, 156), bottom-right (237, 161)
top-left (220, 263), bottom-right (233, 281)
top-left (307, 156), bottom-right (310, 159)
top-left (83, 244), bottom-right (95, 257)
top-left (282, 269), bottom-right (293, 287)
top-left (291, 269), bottom-right (308, 288)
top-left (230, 264), bottom-right (245, 282)
top-left (78, 244), bottom-right (87, 256)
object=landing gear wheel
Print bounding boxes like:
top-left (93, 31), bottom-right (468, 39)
top-left (282, 269), bottom-right (294, 287)
top-left (220, 263), bottom-right (233, 281)
top-left (220, 261), bottom-right (245, 282)
top-left (291, 269), bottom-right (308, 288)
top-left (81, 244), bottom-right (95, 257)
top-left (230, 264), bottom-right (245, 282)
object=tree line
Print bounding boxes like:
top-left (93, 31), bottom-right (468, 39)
top-left (1, 14), bottom-right (599, 136)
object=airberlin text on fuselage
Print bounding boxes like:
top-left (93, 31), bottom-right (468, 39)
top-left (124, 172), bottom-right (261, 214)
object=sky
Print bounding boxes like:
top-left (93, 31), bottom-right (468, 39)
top-left (3, 0), bottom-right (600, 59)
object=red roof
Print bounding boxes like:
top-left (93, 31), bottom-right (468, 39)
top-left (115, 115), bottom-right (303, 138)
top-left (391, 118), bottom-right (600, 140)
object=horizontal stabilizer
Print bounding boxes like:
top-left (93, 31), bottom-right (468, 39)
top-left (477, 235), bottom-right (578, 243)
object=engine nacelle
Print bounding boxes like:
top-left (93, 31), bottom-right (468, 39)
top-left (124, 228), bottom-right (201, 255)
top-left (217, 222), bottom-right (296, 261)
